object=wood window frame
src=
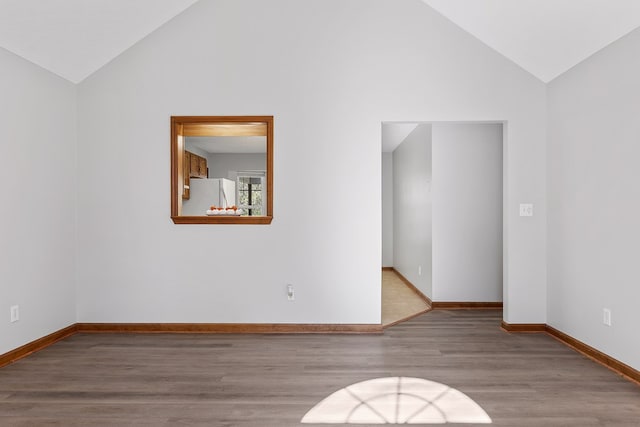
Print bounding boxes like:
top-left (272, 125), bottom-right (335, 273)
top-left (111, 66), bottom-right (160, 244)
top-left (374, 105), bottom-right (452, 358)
top-left (170, 116), bottom-right (273, 224)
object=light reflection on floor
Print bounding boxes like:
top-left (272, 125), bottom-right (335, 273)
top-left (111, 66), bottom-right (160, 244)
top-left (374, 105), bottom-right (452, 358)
top-left (301, 377), bottom-right (492, 424)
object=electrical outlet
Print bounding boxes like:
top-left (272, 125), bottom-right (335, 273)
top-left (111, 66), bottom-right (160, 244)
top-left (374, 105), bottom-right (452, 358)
top-left (418, 266), bottom-right (422, 276)
top-left (287, 284), bottom-right (295, 301)
top-left (603, 308), bottom-right (611, 326)
top-left (10, 305), bottom-right (19, 323)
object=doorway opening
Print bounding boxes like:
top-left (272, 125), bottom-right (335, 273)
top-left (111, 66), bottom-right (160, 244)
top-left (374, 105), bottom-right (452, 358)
top-left (381, 122), bottom-right (505, 326)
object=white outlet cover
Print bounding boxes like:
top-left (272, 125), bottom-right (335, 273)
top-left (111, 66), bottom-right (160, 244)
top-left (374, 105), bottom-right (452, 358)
top-left (519, 203), bottom-right (534, 217)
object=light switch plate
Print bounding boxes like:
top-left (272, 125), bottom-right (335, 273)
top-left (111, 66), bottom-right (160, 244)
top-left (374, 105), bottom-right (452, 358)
top-left (10, 305), bottom-right (19, 323)
top-left (519, 203), bottom-right (533, 217)
top-left (603, 308), bottom-right (612, 326)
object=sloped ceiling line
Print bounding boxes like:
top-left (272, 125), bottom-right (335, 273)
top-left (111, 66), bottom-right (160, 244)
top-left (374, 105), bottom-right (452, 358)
top-left (0, 0), bottom-right (199, 83)
top-left (0, 0), bottom-right (639, 84)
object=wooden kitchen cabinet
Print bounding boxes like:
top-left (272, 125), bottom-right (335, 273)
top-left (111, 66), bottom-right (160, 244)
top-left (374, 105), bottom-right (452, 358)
top-left (186, 151), bottom-right (208, 179)
top-left (198, 156), bottom-right (207, 177)
top-left (183, 150), bottom-right (208, 200)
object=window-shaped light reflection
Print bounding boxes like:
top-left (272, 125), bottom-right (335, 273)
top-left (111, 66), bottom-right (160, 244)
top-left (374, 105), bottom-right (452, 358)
top-left (301, 377), bottom-right (492, 424)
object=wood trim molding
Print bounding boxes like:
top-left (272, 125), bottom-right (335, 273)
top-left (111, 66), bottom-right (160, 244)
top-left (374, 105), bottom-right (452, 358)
top-left (501, 321), bottom-right (547, 333)
top-left (171, 216), bottom-right (273, 225)
top-left (432, 301), bottom-right (503, 310)
top-left (502, 322), bottom-right (640, 385)
top-left (386, 268), bottom-right (502, 309)
top-left (76, 323), bottom-right (383, 334)
top-left (389, 268), bottom-right (433, 306)
top-left (170, 115), bottom-right (274, 225)
top-left (546, 325), bottom-right (640, 385)
top-left (4, 321), bottom-right (638, 386)
top-left (0, 324), bottom-right (78, 368)
top-left (0, 321), bottom-right (383, 369)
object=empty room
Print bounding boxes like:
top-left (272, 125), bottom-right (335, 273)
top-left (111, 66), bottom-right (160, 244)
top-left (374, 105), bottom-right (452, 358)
top-left (1, 0), bottom-right (639, 425)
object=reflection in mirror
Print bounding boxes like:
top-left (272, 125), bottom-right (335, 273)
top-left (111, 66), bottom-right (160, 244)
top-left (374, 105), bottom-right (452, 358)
top-left (171, 116), bottom-right (273, 224)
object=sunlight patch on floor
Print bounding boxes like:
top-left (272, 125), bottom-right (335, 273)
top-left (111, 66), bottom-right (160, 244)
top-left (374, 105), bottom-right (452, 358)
top-left (301, 377), bottom-right (492, 424)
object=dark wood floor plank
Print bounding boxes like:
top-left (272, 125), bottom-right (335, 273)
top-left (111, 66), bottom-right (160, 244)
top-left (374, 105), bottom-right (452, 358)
top-left (1, 310), bottom-right (639, 426)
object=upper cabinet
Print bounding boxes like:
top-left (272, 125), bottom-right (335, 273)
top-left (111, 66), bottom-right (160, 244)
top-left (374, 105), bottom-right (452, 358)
top-left (188, 151), bottom-right (208, 179)
top-left (182, 151), bottom-right (207, 200)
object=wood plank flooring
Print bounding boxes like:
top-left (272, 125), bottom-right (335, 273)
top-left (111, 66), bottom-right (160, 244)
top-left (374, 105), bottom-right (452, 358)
top-left (1, 310), bottom-right (639, 426)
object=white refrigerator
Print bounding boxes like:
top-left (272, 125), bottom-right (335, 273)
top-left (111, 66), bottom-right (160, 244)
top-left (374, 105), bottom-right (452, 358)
top-left (182, 178), bottom-right (236, 216)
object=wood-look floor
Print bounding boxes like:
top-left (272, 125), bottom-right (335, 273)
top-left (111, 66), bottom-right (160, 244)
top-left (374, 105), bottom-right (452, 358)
top-left (381, 269), bottom-right (430, 327)
top-left (1, 310), bottom-right (639, 426)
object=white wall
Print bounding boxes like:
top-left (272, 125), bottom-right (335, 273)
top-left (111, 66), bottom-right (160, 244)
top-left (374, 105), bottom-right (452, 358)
top-left (0, 48), bottom-right (77, 355)
top-left (547, 28), bottom-right (640, 370)
top-left (393, 125), bottom-right (432, 297)
top-left (207, 153), bottom-right (267, 179)
top-left (75, 0), bottom-right (547, 325)
top-left (381, 152), bottom-right (393, 267)
top-left (432, 123), bottom-right (503, 302)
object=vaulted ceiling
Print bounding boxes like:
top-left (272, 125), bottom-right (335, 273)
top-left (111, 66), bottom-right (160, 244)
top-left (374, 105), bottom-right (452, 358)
top-left (0, 0), bottom-right (639, 84)
top-left (423, 0), bottom-right (640, 82)
top-left (0, 0), bottom-right (198, 83)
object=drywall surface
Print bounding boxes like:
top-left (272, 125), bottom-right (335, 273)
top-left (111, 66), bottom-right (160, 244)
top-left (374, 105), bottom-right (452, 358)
top-left (432, 123), bottom-right (503, 302)
top-left (547, 28), bottom-right (640, 369)
top-left (393, 125), bottom-right (432, 297)
top-left (0, 48), bottom-right (77, 356)
top-left (381, 153), bottom-right (393, 267)
top-left (76, 0), bottom-right (546, 324)
top-left (207, 153), bottom-right (267, 180)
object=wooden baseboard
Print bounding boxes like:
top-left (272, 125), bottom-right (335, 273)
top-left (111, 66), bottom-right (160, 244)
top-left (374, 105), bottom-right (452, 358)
top-left (389, 268), bottom-right (433, 306)
top-left (0, 321), bottom-right (382, 368)
top-left (501, 321), bottom-right (547, 333)
top-left (433, 301), bottom-right (503, 310)
top-left (5, 321), bottom-right (639, 386)
top-left (75, 323), bottom-right (383, 334)
top-left (0, 324), bottom-right (78, 368)
top-left (546, 325), bottom-right (640, 385)
top-left (502, 322), bottom-right (640, 385)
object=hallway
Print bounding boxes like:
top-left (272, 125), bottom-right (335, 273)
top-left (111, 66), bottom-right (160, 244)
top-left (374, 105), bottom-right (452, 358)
top-left (382, 269), bottom-right (431, 327)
